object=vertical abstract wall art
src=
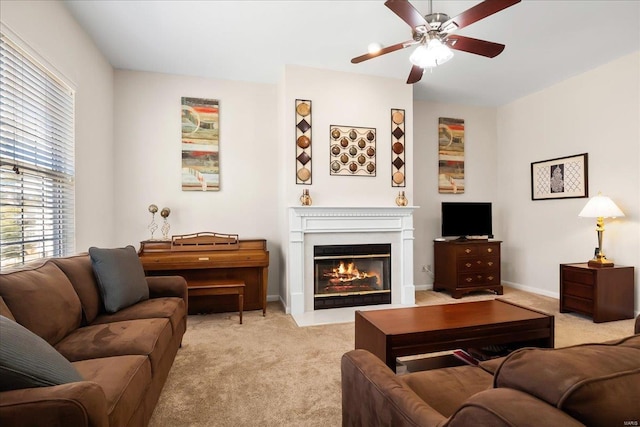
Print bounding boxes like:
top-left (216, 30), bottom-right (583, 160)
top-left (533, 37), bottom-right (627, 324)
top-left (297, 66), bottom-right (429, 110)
top-left (390, 109), bottom-right (406, 187)
top-left (181, 97), bottom-right (219, 191)
top-left (438, 117), bottom-right (465, 194)
top-left (295, 99), bottom-right (312, 184)
top-left (329, 126), bottom-right (376, 176)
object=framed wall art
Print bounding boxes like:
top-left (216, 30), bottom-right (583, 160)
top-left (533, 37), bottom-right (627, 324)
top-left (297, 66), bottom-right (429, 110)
top-left (295, 99), bottom-right (312, 184)
top-left (181, 97), bottom-right (219, 191)
top-left (391, 109), bottom-right (406, 187)
top-left (531, 153), bottom-right (588, 200)
top-left (329, 125), bottom-right (376, 176)
top-left (438, 117), bottom-right (464, 194)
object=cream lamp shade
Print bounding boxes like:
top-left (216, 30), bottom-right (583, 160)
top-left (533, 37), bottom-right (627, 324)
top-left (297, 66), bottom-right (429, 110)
top-left (578, 194), bottom-right (625, 219)
top-left (578, 193), bottom-right (624, 268)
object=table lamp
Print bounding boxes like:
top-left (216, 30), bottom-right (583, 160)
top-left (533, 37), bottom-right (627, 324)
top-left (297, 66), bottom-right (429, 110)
top-left (578, 193), bottom-right (624, 267)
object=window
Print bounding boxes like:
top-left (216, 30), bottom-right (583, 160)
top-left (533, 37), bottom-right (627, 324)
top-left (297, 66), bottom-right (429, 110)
top-left (0, 32), bottom-right (75, 269)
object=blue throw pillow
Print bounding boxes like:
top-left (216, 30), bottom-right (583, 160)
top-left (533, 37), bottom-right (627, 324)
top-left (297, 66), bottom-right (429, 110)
top-left (89, 245), bottom-right (149, 313)
top-left (0, 315), bottom-right (83, 391)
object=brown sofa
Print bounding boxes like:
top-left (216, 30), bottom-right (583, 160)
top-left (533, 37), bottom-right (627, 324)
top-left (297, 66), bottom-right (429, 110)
top-left (0, 252), bottom-right (187, 427)
top-left (342, 317), bottom-right (640, 427)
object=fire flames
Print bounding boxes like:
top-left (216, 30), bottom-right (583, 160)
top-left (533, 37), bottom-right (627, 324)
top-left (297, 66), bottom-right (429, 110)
top-left (324, 261), bottom-right (380, 285)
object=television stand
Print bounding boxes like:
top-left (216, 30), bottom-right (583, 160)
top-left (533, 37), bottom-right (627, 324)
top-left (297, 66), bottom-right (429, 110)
top-left (434, 239), bottom-right (502, 298)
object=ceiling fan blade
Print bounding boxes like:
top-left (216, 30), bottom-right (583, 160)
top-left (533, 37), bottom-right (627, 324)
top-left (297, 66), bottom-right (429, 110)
top-left (406, 65), bottom-right (424, 84)
top-left (446, 35), bottom-right (505, 58)
top-left (442, 0), bottom-right (520, 32)
top-left (384, 0), bottom-right (431, 32)
top-left (351, 40), bottom-right (418, 64)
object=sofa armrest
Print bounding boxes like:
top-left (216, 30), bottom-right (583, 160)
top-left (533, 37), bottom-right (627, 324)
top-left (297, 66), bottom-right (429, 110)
top-left (445, 388), bottom-right (585, 427)
top-left (342, 349), bottom-right (447, 427)
top-left (146, 275), bottom-right (188, 304)
top-left (0, 381), bottom-right (109, 427)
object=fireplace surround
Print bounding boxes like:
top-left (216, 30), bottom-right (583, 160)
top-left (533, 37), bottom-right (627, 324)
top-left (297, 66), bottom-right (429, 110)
top-left (287, 206), bottom-right (417, 325)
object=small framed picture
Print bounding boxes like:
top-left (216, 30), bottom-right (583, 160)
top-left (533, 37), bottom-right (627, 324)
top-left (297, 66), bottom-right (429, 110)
top-left (531, 153), bottom-right (588, 200)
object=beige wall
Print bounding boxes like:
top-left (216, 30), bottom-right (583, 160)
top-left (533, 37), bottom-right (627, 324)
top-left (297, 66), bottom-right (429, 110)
top-left (113, 70), bottom-right (281, 297)
top-left (412, 102), bottom-right (499, 288)
top-left (3, 1), bottom-right (638, 312)
top-left (1, 0), bottom-right (115, 251)
top-left (496, 52), bottom-right (639, 311)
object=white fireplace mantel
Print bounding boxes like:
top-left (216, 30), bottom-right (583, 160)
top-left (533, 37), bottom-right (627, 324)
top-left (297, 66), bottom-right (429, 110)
top-left (287, 206), bottom-right (418, 324)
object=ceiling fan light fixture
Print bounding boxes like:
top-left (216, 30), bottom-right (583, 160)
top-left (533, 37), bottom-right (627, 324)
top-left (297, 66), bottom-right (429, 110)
top-left (409, 39), bottom-right (453, 68)
top-left (367, 42), bottom-right (383, 54)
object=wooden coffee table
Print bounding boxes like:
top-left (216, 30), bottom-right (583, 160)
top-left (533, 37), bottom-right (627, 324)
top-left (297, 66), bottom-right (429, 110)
top-left (355, 299), bottom-right (554, 372)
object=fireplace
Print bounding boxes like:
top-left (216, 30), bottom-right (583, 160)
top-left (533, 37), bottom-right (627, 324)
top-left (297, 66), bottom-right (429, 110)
top-left (287, 206), bottom-right (417, 325)
top-left (314, 244), bottom-right (391, 309)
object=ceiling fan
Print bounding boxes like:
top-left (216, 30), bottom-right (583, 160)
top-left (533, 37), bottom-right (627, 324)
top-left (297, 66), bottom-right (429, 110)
top-left (351, 0), bottom-right (521, 84)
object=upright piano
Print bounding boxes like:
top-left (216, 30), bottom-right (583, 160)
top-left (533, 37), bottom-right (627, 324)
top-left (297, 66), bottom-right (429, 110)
top-left (138, 232), bottom-right (269, 315)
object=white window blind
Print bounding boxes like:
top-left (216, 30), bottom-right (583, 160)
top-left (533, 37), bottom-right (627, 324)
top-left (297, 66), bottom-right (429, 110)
top-left (0, 32), bottom-right (75, 269)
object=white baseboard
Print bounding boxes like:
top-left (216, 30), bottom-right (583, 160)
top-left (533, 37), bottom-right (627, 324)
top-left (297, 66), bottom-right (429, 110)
top-left (501, 280), bottom-right (559, 299)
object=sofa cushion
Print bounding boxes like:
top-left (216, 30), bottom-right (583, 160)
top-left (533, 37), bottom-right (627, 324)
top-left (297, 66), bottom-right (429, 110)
top-left (51, 253), bottom-right (102, 324)
top-left (0, 260), bottom-right (82, 345)
top-left (91, 297), bottom-right (186, 333)
top-left (494, 342), bottom-right (640, 426)
top-left (0, 315), bottom-right (83, 392)
top-left (401, 364), bottom-right (493, 417)
top-left (0, 296), bottom-right (15, 321)
top-left (73, 355), bottom-right (151, 427)
top-left (54, 318), bottom-right (173, 374)
top-left (89, 246), bottom-right (149, 313)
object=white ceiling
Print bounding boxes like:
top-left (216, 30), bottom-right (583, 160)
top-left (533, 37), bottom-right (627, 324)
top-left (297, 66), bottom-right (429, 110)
top-left (63, 0), bottom-right (640, 106)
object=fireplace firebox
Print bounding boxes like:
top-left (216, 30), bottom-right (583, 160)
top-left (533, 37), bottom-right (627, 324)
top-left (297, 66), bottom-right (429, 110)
top-left (314, 244), bottom-right (391, 310)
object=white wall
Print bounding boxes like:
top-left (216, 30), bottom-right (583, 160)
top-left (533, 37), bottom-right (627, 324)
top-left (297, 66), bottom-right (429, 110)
top-left (497, 52), bottom-right (640, 311)
top-left (280, 65), bottom-right (414, 308)
top-left (113, 70), bottom-right (281, 297)
top-left (282, 65), bottom-right (414, 207)
top-left (1, 0), bottom-right (115, 251)
top-left (413, 101), bottom-right (498, 287)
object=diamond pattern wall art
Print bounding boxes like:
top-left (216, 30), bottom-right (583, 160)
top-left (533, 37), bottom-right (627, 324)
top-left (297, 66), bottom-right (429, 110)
top-left (391, 109), bottom-right (406, 187)
top-left (438, 117), bottom-right (465, 194)
top-left (329, 125), bottom-right (376, 176)
top-left (531, 153), bottom-right (588, 200)
top-left (296, 99), bottom-right (312, 184)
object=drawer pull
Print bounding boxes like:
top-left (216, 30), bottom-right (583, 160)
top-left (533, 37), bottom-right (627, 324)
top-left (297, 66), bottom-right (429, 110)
top-left (488, 276), bottom-right (494, 280)
top-left (465, 249), bottom-right (471, 254)
top-left (477, 260), bottom-right (482, 265)
top-left (487, 248), bottom-right (493, 253)
top-left (466, 278), bottom-right (473, 282)
top-left (487, 261), bottom-right (494, 266)
top-left (477, 275), bottom-right (483, 279)
top-left (198, 257), bottom-right (210, 261)
top-left (466, 263), bottom-right (472, 267)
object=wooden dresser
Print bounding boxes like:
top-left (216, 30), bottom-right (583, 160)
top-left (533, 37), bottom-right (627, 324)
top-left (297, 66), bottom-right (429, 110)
top-left (560, 263), bottom-right (634, 323)
top-left (138, 233), bottom-right (269, 315)
top-left (434, 240), bottom-right (503, 298)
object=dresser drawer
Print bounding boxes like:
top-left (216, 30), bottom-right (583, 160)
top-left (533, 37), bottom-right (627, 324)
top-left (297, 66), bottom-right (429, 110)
top-left (562, 268), bottom-right (594, 285)
top-left (458, 271), bottom-right (500, 287)
top-left (455, 244), bottom-right (500, 258)
top-left (563, 295), bottom-right (593, 314)
top-left (457, 256), bottom-right (499, 272)
top-left (563, 281), bottom-right (593, 300)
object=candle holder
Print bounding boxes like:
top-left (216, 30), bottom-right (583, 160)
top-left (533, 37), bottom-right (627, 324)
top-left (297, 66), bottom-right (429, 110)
top-left (148, 204), bottom-right (158, 240)
top-left (300, 189), bottom-right (312, 206)
top-left (160, 207), bottom-right (171, 240)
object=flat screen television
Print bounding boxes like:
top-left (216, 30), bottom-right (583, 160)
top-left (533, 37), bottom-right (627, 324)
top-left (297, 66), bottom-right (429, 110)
top-left (441, 202), bottom-right (493, 239)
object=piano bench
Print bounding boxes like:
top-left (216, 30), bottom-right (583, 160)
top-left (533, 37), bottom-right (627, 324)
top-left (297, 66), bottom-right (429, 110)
top-left (187, 280), bottom-right (245, 324)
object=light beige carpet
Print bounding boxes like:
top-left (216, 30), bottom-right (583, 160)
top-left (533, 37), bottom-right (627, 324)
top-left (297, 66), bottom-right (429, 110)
top-left (149, 287), bottom-right (636, 426)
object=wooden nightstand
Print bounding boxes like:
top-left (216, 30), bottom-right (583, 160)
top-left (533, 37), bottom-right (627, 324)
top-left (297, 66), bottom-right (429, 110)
top-left (560, 263), bottom-right (635, 323)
